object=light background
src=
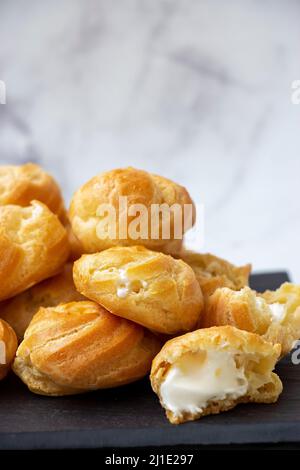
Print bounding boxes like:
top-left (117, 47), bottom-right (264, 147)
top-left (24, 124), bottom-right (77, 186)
top-left (0, 0), bottom-right (299, 278)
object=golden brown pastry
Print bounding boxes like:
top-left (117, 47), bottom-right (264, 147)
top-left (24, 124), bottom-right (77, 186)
top-left (150, 326), bottom-right (282, 424)
top-left (0, 319), bottom-right (18, 380)
top-left (0, 264), bottom-right (85, 341)
top-left (69, 167), bottom-right (194, 254)
top-left (0, 163), bottom-right (67, 223)
top-left (202, 283), bottom-right (300, 356)
top-left (179, 251), bottom-right (251, 298)
top-left (13, 301), bottom-right (161, 396)
top-left (73, 246), bottom-right (203, 335)
top-left (0, 201), bottom-right (70, 301)
top-left (66, 223), bottom-right (85, 261)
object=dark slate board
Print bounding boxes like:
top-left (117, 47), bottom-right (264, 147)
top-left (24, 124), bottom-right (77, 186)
top-left (0, 271), bottom-right (298, 450)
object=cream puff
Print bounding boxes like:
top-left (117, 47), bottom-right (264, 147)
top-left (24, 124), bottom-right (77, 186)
top-left (150, 326), bottom-right (282, 424)
top-left (13, 301), bottom-right (161, 396)
top-left (69, 167), bottom-right (194, 254)
top-left (179, 251), bottom-right (251, 298)
top-left (0, 264), bottom-right (85, 341)
top-left (73, 246), bottom-right (203, 335)
top-left (66, 223), bottom-right (85, 261)
top-left (203, 283), bottom-right (300, 356)
top-left (0, 163), bottom-right (67, 223)
top-left (0, 201), bottom-right (70, 301)
top-left (0, 319), bottom-right (18, 380)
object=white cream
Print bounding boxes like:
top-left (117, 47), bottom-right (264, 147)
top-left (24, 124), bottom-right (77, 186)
top-left (255, 297), bottom-right (265, 310)
top-left (268, 302), bottom-right (286, 323)
top-left (117, 286), bottom-right (129, 298)
top-left (117, 269), bottom-right (131, 298)
top-left (116, 269), bottom-right (148, 298)
top-left (30, 203), bottom-right (43, 218)
top-left (160, 350), bottom-right (248, 417)
top-left (118, 269), bottom-right (128, 282)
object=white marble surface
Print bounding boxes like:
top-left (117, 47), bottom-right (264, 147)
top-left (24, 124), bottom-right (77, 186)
top-left (0, 0), bottom-right (299, 279)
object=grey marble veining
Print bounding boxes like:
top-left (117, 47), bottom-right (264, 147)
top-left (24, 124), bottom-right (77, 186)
top-left (0, 0), bottom-right (299, 279)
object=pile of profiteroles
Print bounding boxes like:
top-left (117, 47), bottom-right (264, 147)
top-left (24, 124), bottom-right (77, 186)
top-left (0, 164), bottom-right (299, 424)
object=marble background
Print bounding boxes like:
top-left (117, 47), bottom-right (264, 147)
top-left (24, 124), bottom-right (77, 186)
top-left (0, 0), bottom-right (299, 279)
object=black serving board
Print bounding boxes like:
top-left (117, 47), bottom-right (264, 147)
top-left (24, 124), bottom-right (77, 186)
top-left (1, 271), bottom-right (298, 450)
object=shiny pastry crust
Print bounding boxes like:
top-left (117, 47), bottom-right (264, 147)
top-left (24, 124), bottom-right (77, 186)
top-left (13, 301), bottom-right (161, 396)
top-left (0, 163), bottom-right (67, 223)
top-left (0, 319), bottom-right (18, 380)
top-left (150, 326), bottom-right (282, 424)
top-left (73, 246), bottom-right (203, 335)
top-left (0, 201), bottom-right (70, 301)
top-left (203, 283), bottom-right (300, 356)
top-left (69, 167), bottom-right (195, 254)
top-left (66, 223), bottom-right (85, 261)
top-left (0, 264), bottom-right (85, 341)
top-left (179, 251), bottom-right (251, 298)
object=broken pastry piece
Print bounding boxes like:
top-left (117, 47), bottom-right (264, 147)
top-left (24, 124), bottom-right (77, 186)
top-left (1, 264), bottom-right (85, 341)
top-left (203, 283), bottom-right (300, 356)
top-left (179, 251), bottom-right (251, 298)
top-left (73, 246), bottom-right (203, 335)
top-left (13, 301), bottom-right (161, 396)
top-left (150, 326), bottom-right (282, 424)
top-left (0, 319), bottom-right (18, 380)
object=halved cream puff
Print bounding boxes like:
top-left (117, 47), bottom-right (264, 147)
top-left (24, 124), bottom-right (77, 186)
top-left (150, 326), bottom-right (282, 424)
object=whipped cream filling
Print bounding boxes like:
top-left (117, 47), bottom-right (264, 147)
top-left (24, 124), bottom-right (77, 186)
top-left (255, 297), bottom-right (265, 310)
top-left (116, 269), bottom-right (130, 298)
top-left (31, 203), bottom-right (43, 218)
top-left (116, 269), bottom-right (148, 298)
top-left (160, 350), bottom-right (248, 417)
top-left (268, 302), bottom-right (286, 323)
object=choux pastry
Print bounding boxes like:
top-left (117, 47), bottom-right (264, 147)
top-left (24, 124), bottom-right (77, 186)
top-left (203, 283), bottom-right (300, 356)
top-left (0, 201), bottom-right (70, 301)
top-left (1, 264), bottom-right (85, 341)
top-left (0, 163), bottom-right (67, 223)
top-left (66, 223), bottom-right (84, 261)
top-left (179, 251), bottom-right (251, 298)
top-left (69, 167), bottom-right (194, 254)
top-left (150, 326), bottom-right (282, 424)
top-left (73, 246), bottom-right (204, 335)
top-left (0, 319), bottom-right (18, 380)
top-left (13, 301), bottom-right (161, 396)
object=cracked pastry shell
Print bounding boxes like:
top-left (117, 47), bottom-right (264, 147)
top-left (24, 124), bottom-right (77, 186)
top-left (179, 251), bottom-right (251, 298)
top-left (13, 301), bottom-right (162, 396)
top-left (0, 163), bottom-right (67, 223)
top-left (202, 283), bottom-right (300, 356)
top-left (0, 319), bottom-right (18, 380)
top-left (73, 246), bottom-right (204, 335)
top-left (0, 201), bottom-right (70, 301)
top-left (0, 264), bottom-right (85, 341)
top-left (150, 326), bottom-right (282, 424)
top-left (69, 167), bottom-right (194, 254)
